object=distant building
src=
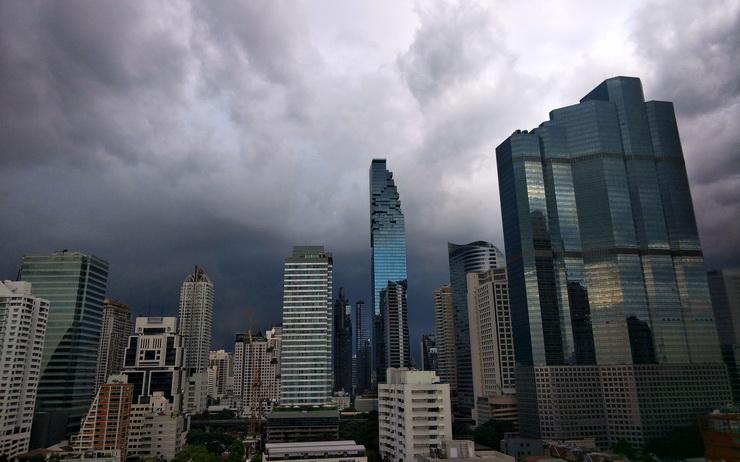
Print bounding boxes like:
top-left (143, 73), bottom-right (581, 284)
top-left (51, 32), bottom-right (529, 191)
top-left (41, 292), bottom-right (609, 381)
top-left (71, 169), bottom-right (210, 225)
top-left (19, 251), bottom-right (109, 448)
top-left (95, 299), bottom-right (132, 392)
top-left (280, 246), bottom-right (333, 406)
top-left (266, 408), bottom-right (340, 443)
top-left (334, 289), bottom-right (353, 394)
top-left (208, 349), bottom-right (234, 399)
top-left (379, 368), bottom-right (452, 462)
top-left (708, 269), bottom-right (740, 403)
top-left (354, 396), bottom-right (378, 413)
top-left (265, 441), bottom-right (367, 462)
top-left (184, 369), bottom-right (208, 414)
top-left (354, 300), bottom-right (372, 395)
top-left (415, 439), bottom-right (514, 462)
top-left (234, 327), bottom-right (282, 416)
top-left (179, 266), bottom-right (214, 371)
top-left (434, 285), bottom-right (457, 404)
top-left (0, 281), bottom-right (49, 458)
top-left (127, 392), bottom-right (187, 460)
top-left (382, 280), bottom-right (411, 370)
top-left (701, 409), bottom-right (740, 462)
top-left (71, 375), bottom-right (132, 461)
top-left (420, 334), bottom-right (438, 372)
top-left (370, 160), bottom-right (408, 385)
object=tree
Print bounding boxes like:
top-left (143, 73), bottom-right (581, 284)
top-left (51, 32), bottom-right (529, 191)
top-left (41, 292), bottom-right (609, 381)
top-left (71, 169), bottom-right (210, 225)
top-left (173, 444), bottom-right (220, 462)
top-left (644, 424), bottom-right (704, 460)
top-left (472, 419), bottom-right (515, 451)
top-left (339, 412), bottom-right (380, 462)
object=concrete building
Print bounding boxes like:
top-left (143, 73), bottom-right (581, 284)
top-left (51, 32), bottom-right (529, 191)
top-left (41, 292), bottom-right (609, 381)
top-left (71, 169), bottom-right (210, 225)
top-left (178, 266), bottom-right (214, 372)
top-left (496, 76), bottom-right (732, 447)
top-left (379, 368), bottom-right (452, 462)
top-left (420, 334), bottom-right (438, 372)
top-left (382, 280), bottom-right (411, 370)
top-left (280, 246), bottom-right (333, 406)
top-left (208, 349), bottom-right (234, 399)
top-left (466, 268), bottom-right (516, 426)
top-left (234, 327), bottom-right (282, 416)
top-left (265, 441), bottom-right (367, 462)
top-left (184, 369), bottom-right (208, 414)
top-left (700, 409), bottom-right (740, 462)
top-left (126, 392), bottom-right (187, 460)
top-left (415, 440), bottom-right (514, 462)
top-left (19, 251), bottom-right (109, 448)
top-left (71, 375), bottom-right (132, 461)
top-left (434, 285), bottom-right (457, 404)
top-left (0, 281), bottom-right (49, 458)
top-left (94, 300), bottom-right (132, 393)
top-left (334, 289), bottom-right (353, 394)
top-left (708, 269), bottom-right (740, 403)
top-left (354, 300), bottom-right (372, 396)
top-left (266, 408), bottom-right (340, 443)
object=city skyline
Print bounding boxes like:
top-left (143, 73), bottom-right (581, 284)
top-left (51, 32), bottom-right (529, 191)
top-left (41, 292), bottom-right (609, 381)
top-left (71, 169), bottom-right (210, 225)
top-left (1, 0), bottom-right (739, 362)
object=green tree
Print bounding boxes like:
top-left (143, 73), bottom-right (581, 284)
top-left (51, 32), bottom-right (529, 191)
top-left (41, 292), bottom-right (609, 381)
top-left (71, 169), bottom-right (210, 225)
top-left (644, 424), bottom-right (704, 460)
top-left (174, 444), bottom-right (220, 462)
top-left (472, 419), bottom-right (515, 451)
top-left (339, 411), bottom-right (380, 462)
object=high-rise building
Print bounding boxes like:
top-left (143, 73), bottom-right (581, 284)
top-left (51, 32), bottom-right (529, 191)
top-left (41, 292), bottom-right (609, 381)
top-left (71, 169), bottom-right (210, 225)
top-left (208, 349), bottom-right (234, 399)
top-left (178, 266), bottom-right (214, 371)
top-left (354, 300), bottom-right (372, 395)
top-left (370, 159), bottom-right (408, 385)
top-left (280, 246), bottom-right (333, 406)
top-left (0, 281), bottom-right (49, 458)
top-left (378, 368), bottom-right (452, 462)
top-left (708, 269), bottom-right (740, 403)
top-left (334, 288), bottom-right (353, 394)
top-left (95, 299), bottom-right (132, 392)
top-left (71, 375), bottom-right (132, 461)
top-left (447, 242), bottom-right (504, 419)
top-left (420, 335), bottom-right (438, 372)
top-left (466, 268), bottom-right (516, 426)
top-left (496, 76), bottom-right (731, 447)
top-left (381, 280), bottom-right (411, 370)
top-left (433, 285), bottom-right (457, 400)
top-left (122, 317), bottom-right (187, 459)
top-left (234, 327), bottom-right (282, 416)
top-left (19, 250), bottom-right (109, 448)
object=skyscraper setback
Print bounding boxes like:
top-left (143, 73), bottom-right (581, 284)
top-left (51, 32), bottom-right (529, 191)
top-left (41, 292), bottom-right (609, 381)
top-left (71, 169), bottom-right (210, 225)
top-left (370, 159), bottom-right (408, 384)
top-left (496, 76), bottom-right (730, 446)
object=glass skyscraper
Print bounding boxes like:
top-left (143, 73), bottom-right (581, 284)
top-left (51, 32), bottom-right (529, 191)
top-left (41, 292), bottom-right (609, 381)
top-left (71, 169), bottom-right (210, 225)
top-left (370, 159), bottom-right (408, 384)
top-left (354, 300), bottom-right (372, 395)
top-left (496, 76), bottom-right (730, 447)
top-left (19, 250), bottom-right (109, 448)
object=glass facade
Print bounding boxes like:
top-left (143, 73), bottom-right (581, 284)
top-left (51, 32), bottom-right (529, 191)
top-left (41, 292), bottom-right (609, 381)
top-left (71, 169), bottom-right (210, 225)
top-left (333, 288), bottom-right (353, 394)
top-left (354, 300), bottom-right (372, 395)
top-left (19, 251), bottom-right (108, 448)
top-left (370, 159), bottom-right (408, 384)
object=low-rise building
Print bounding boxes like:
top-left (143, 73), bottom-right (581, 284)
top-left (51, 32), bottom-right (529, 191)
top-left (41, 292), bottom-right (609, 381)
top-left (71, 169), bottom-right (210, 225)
top-left (266, 408), bottom-right (340, 443)
top-left (416, 440), bottom-right (513, 462)
top-left (701, 409), bottom-right (740, 462)
top-left (265, 441), bottom-right (367, 462)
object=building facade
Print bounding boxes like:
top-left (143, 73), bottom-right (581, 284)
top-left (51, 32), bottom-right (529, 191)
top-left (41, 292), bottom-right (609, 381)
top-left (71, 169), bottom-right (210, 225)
top-left (178, 266), bottom-right (214, 372)
top-left (234, 327), bottom-right (282, 415)
top-left (378, 368), bottom-right (452, 462)
top-left (496, 76), bottom-right (731, 447)
top-left (381, 280), bottom-right (411, 370)
top-left (434, 285), bottom-right (457, 401)
top-left (208, 349), bottom-right (234, 399)
top-left (370, 159), bottom-right (408, 385)
top-left (448, 242), bottom-right (505, 419)
top-left (19, 251), bottom-right (109, 448)
top-left (354, 300), bottom-right (372, 396)
top-left (95, 300), bottom-right (132, 392)
top-left (71, 375), bottom-right (132, 461)
top-left (265, 441), bottom-right (367, 462)
top-left (334, 289), bottom-right (353, 394)
top-left (420, 334), bottom-right (438, 372)
top-left (0, 281), bottom-right (49, 458)
top-left (708, 269), bottom-right (740, 403)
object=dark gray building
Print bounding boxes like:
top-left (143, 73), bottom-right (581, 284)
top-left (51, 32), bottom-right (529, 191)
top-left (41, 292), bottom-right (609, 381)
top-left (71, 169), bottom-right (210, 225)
top-left (381, 280), bottom-right (411, 370)
top-left (708, 269), bottom-right (740, 403)
top-left (333, 288), bottom-right (353, 394)
top-left (496, 76), bottom-right (730, 447)
top-left (420, 334), bottom-right (438, 372)
top-left (354, 300), bottom-right (372, 395)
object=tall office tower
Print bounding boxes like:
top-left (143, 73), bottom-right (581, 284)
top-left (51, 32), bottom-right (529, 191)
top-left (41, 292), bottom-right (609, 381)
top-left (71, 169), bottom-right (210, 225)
top-left (208, 349), bottom-right (234, 398)
top-left (433, 285), bottom-right (457, 398)
top-left (378, 369), bottom-right (452, 462)
top-left (334, 288), bottom-right (353, 394)
top-left (447, 242), bottom-right (504, 419)
top-left (381, 280), bottom-right (411, 370)
top-left (280, 246), bottom-right (333, 406)
top-left (95, 299), bottom-right (133, 392)
top-left (496, 76), bottom-right (730, 447)
top-left (122, 317), bottom-right (187, 460)
top-left (466, 269), bottom-right (517, 426)
top-left (71, 375), bottom-right (132, 461)
top-left (708, 269), bottom-right (740, 403)
top-left (354, 300), bottom-right (372, 395)
top-left (178, 266), bottom-right (214, 371)
top-left (0, 281), bottom-right (49, 458)
top-left (370, 159), bottom-right (408, 385)
top-left (19, 250), bottom-right (109, 448)
top-left (234, 327), bottom-right (283, 415)
top-left (420, 335), bottom-right (438, 371)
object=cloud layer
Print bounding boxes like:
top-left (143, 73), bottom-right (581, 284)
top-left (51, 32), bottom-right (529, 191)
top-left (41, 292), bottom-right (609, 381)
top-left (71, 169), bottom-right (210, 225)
top-left (1, 0), bottom-right (738, 356)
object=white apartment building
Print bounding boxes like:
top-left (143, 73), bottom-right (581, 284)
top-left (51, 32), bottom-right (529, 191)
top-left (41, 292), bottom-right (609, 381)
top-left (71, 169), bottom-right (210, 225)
top-left (0, 281), bottom-right (49, 458)
top-left (94, 300), bottom-right (132, 392)
top-left (379, 368), bottom-right (452, 462)
top-left (208, 349), bottom-right (234, 398)
top-left (234, 326), bottom-right (282, 415)
top-left (127, 392), bottom-right (187, 460)
top-left (280, 246), bottom-right (333, 406)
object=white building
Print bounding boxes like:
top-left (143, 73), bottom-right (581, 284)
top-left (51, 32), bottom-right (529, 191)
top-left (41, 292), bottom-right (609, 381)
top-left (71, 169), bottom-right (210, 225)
top-left (94, 299), bottom-right (132, 392)
top-left (265, 441), bottom-right (367, 462)
top-left (379, 368), bottom-right (452, 462)
top-left (184, 369), bottom-right (208, 415)
top-left (208, 349), bottom-right (234, 399)
top-left (415, 440), bottom-right (514, 462)
top-left (234, 327), bottom-right (282, 415)
top-left (127, 392), bottom-right (187, 460)
top-left (178, 266), bottom-right (214, 371)
top-left (0, 281), bottom-right (49, 458)
top-left (280, 246), bottom-right (333, 406)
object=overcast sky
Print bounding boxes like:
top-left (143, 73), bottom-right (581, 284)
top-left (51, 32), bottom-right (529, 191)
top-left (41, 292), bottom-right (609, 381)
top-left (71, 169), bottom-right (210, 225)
top-left (1, 0), bottom-right (738, 358)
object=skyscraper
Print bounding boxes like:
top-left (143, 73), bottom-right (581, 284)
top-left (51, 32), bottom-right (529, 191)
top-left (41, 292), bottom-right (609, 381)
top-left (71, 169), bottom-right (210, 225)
top-left (208, 349), bottom-right (234, 399)
top-left (178, 266), bottom-right (214, 371)
top-left (433, 285), bottom-right (457, 399)
top-left (19, 250), bottom-right (109, 448)
top-left (280, 246), bottom-right (333, 406)
top-left (234, 327), bottom-right (282, 416)
top-left (334, 288), bottom-right (353, 394)
top-left (381, 280), bottom-right (411, 370)
top-left (95, 299), bottom-right (133, 392)
top-left (447, 242), bottom-right (504, 419)
top-left (496, 76), bottom-right (730, 446)
top-left (708, 269), bottom-right (740, 403)
top-left (370, 159), bottom-right (408, 385)
top-left (420, 334), bottom-right (438, 372)
top-left (354, 300), bottom-right (372, 395)
top-left (0, 281), bottom-right (49, 458)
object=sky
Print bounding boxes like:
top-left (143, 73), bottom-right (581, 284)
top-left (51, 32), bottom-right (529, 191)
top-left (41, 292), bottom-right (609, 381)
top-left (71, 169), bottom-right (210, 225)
top-left (1, 0), bottom-right (739, 360)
